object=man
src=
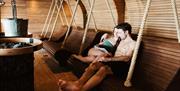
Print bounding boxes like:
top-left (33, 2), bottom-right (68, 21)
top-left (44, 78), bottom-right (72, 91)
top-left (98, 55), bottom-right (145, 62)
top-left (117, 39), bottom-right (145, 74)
top-left (58, 23), bottom-right (136, 91)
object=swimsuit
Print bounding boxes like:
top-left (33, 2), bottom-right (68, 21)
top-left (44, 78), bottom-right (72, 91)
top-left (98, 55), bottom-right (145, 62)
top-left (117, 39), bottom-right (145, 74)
top-left (94, 40), bottom-right (114, 54)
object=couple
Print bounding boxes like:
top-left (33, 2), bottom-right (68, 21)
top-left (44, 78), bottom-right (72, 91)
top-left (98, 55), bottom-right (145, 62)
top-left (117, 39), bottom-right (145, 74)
top-left (58, 23), bottom-right (136, 91)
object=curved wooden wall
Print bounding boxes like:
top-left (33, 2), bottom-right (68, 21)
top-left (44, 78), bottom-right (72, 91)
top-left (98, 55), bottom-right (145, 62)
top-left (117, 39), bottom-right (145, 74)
top-left (1, 0), bottom-right (180, 91)
top-left (125, 0), bottom-right (180, 39)
top-left (1, 0), bottom-right (27, 19)
top-left (125, 0), bottom-right (180, 91)
top-left (27, 0), bottom-right (84, 33)
top-left (0, 0), bottom-right (27, 32)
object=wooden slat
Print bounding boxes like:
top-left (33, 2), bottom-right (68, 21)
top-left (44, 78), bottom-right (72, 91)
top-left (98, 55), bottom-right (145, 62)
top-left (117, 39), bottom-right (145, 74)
top-left (134, 35), bottom-right (180, 91)
top-left (125, 0), bottom-right (180, 39)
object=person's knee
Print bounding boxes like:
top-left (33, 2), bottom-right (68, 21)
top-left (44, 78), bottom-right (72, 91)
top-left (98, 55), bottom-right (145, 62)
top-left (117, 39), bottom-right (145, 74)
top-left (85, 63), bottom-right (98, 71)
top-left (100, 66), bottom-right (109, 72)
top-left (99, 66), bottom-right (112, 75)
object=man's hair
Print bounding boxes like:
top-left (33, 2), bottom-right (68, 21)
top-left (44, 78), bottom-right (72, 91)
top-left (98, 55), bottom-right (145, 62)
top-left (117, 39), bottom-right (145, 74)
top-left (114, 22), bottom-right (132, 34)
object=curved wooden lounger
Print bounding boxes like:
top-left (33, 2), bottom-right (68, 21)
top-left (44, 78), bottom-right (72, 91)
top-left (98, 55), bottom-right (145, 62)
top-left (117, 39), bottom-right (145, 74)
top-left (35, 25), bottom-right (68, 41)
top-left (54, 31), bottom-right (107, 66)
top-left (43, 27), bottom-right (99, 65)
top-left (65, 33), bottom-right (138, 91)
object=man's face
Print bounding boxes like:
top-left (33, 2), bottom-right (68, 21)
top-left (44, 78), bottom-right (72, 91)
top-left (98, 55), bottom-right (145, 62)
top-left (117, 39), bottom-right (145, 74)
top-left (114, 28), bottom-right (127, 40)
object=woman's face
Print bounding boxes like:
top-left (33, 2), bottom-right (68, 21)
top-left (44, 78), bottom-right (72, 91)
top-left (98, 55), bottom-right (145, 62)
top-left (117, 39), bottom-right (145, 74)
top-left (114, 28), bottom-right (127, 40)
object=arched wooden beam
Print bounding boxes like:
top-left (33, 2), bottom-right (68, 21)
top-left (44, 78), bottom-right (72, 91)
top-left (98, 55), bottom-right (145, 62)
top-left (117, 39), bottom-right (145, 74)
top-left (113, 0), bottom-right (125, 24)
top-left (75, 0), bottom-right (87, 29)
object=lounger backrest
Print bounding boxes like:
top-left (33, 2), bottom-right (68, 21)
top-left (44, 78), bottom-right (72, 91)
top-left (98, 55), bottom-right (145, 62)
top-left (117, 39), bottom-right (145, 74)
top-left (50, 25), bottom-right (68, 42)
top-left (64, 29), bottom-right (96, 54)
top-left (81, 31), bottom-right (111, 56)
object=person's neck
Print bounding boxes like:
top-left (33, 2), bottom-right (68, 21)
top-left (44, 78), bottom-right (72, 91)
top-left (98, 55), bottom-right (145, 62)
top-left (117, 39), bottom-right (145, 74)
top-left (122, 34), bottom-right (132, 42)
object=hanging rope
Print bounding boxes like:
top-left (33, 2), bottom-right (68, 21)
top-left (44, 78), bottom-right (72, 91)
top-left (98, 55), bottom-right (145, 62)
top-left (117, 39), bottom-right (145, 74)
top-left (105, 0), bottom-right (116, 26)
top-left (55, 0), bottom-right (65, 26)
top-left (49, 0), bottom-right (64, 41)
top-left (124, 0), bottom-right (152, 87)
top-left (44, 0), bottom-right (58, 38)
top-left (61, 4), bottom-right (69, 25)
top-left (87, 0), bottom-right (98, 32)
top-left (79, 0), bottom-right (96, 54)
top-left (66, 0), bottom-right (78, 28)
top-left (171, 0), bottom-right (180, 43)
top-left (41, 0), bottom-right (55, 37)
top-left (61, 0), bottom-right (80, 48)
top-left (59, 12), bottom-right (65, 25)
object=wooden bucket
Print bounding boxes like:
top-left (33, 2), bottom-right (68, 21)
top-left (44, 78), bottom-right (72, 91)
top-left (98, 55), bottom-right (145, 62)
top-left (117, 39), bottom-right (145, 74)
top-left (1, 18), bottom-right (28, 37)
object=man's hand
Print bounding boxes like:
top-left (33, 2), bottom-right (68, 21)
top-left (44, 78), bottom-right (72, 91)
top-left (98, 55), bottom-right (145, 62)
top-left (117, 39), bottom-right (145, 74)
top-left (97, 56), bottom-right (110, 62)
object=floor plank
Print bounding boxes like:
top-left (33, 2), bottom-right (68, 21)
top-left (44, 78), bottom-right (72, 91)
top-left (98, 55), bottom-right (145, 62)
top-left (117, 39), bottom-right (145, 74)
top-left (34, 49), bottom-right (77, 91)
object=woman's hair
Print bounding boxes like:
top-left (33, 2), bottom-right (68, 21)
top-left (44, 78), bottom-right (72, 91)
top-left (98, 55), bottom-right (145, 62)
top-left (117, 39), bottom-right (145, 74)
top-left (114, 22), bottom-right (132, 34)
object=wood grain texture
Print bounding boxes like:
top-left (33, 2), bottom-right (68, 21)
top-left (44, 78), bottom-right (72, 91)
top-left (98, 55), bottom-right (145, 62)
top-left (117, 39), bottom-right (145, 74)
top-left (133, 36), bottom-right (180, 91)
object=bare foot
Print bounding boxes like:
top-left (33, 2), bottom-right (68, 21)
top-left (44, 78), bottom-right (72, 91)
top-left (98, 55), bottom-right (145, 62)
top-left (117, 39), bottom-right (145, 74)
top-left (58, 79), bottom-right (81, 91)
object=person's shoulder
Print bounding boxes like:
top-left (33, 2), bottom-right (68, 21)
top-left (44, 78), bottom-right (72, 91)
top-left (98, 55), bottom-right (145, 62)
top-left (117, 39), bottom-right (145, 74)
top-left (130, 39), bottom-right (136, 49)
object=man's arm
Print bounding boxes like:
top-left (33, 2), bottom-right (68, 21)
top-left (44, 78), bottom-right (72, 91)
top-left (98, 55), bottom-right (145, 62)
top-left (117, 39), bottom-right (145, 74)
top-left (98, 48), bottom-right (134, 62)
top-left (99, 55), bottom-right (131, 62)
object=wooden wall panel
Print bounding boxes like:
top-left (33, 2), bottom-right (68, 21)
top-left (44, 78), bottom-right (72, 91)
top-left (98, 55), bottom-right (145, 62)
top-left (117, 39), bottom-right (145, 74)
top-left (125, 0), bottom-right (180, 91)
top-left (125, 0), bottom-right (180, 39)
top-left (27, 0), bottom-right (84, 33)
top-left (1, 0), bottom-right (27, 32)
top-left (134, 36), bottom-right (180, 91)
top-left (81, 0), bottom-right (124, 31)
top-left (1, 0), bottom-right (27, 19)
top-left (27, 0), bottom-right (51, 33)
top-left (1, 1), bottom-right (180, 91)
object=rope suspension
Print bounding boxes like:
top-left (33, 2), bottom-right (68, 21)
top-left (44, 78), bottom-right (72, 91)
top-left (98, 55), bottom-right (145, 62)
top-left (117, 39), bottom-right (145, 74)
top-left (79, 0), bottom-right (96, 54)
top-left (61, 3), bottom-right (69, 25)
top-left (59, 11), bottom-right (65, 25)
top-left (124, 0), bottom-right (152, 87)
top-left (49, 0), bottom-right (64, 41)
top-left (66, 0), bottom-right (78, 28)
top-left (40, 0), bottom-right (55, 36)
top-left (43, 0), bottom-right (58, 38)
top-left (61, 0), bottom-right (80, 48)
top-left (171, 0), bottom-right (180, 43)
top-left (105, 0), bottom-right (116, 26)
top-left (87, 0), bottom-right (98, 32)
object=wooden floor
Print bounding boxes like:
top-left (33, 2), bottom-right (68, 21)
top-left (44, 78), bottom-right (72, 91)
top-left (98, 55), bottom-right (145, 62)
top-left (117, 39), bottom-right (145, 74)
top-left (34, 49), bottom-right (78, 91)
top-left (34, 49), bottom-right (142, 91)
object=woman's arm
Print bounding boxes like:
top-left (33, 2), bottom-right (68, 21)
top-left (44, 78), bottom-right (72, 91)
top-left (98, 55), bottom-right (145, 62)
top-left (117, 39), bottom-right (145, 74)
top-left (100, 33), bottom-right (109, 42)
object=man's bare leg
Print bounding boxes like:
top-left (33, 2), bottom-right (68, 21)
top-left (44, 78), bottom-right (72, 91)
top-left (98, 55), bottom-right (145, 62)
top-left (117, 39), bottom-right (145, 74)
top-left (58, 80), bottom-right (81, 91)
top-left (58, 62), bottom-right (104, 91)
top-left (82, 65), bottom-right (113, 91)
